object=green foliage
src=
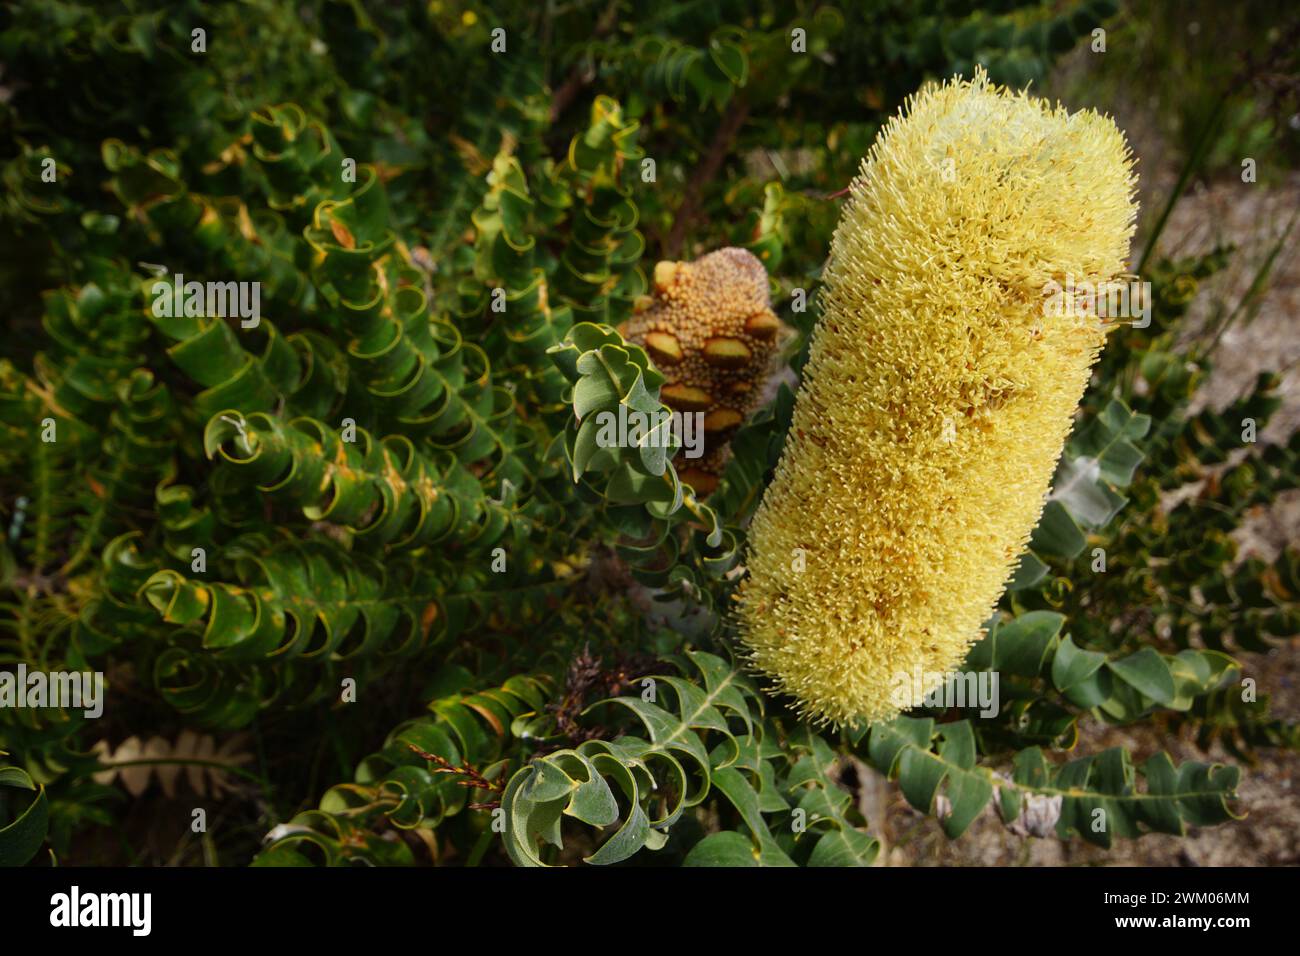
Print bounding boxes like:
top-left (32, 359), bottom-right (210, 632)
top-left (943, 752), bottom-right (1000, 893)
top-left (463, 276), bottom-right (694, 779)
top-left (0, 0), bottom-right (1291, 869)
top-left (501, 651), bottom-right (762, 866)
top-left (0, 754), bottom-right (48, 866)
top-left (255, 671), bottom-right (552, 866)
top-left (857, 716), bottom-right (1240, 847)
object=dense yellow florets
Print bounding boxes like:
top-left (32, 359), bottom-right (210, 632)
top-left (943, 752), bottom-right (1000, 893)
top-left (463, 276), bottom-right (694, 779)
top-left (736, 70), bottom-right (1138, 726)
top-left (620, 247), bottom-right (788, 495)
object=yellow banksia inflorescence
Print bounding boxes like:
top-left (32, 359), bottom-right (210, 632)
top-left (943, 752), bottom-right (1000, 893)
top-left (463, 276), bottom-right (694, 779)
top-left (736, 70), bottom-right (1139, 726)
top-left (620, 247), bottom-right (789, 496)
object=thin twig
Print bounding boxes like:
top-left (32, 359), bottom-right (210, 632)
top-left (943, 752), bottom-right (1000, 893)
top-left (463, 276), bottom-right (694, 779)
top-left (1205, 207), bottom-right (1300, 356)
top-left (663, 96), bottom-right (751, 258)
top-left (406, 745), bottom-right (504, 809)
top-left (547, 0), bottom-right (619, 123)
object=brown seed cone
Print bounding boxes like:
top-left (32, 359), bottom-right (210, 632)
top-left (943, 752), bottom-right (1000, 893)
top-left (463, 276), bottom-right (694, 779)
top-left (620, 247), bottom-right (789, 495)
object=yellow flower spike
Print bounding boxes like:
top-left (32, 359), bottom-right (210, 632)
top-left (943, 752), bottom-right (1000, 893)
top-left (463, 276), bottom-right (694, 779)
top-left (736, 69), bottom-right (1138, 727)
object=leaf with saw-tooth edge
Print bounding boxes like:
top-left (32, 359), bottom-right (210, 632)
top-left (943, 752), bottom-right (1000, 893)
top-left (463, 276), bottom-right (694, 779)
top-left (91, 732), bottom-right (253, 797)
top-left (500, 652), bottom-right (763, 866)
top-left (964, 610), bottom-right (1237, 729)
top-left (859, 716), bottom-right (1241, 843)
top-left (1015, 398), bottom-right (1150, 585)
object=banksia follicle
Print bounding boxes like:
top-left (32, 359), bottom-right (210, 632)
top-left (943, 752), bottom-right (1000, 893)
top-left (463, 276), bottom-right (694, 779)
top-left (737, 70), bottom-right (1138, 726)
top-left (619, 247), bottom-right (788, 496)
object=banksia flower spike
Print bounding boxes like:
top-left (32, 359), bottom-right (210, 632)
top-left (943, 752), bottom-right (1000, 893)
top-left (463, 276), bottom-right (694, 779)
top-left (737, 70), bottom-right (1138, 726)
top-left (620, 247), bottom-right (789, 496)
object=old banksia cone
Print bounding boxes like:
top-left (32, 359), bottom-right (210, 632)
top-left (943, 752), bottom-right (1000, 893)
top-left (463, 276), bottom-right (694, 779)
top-left (620, 247), bottom-right (789, 496)
top-left (737, 70), bottom-right (1138, 726)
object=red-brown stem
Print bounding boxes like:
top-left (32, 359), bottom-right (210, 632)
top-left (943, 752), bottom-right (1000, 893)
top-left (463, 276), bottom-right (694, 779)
top-left (663, 96), bottom-right (751, 258)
